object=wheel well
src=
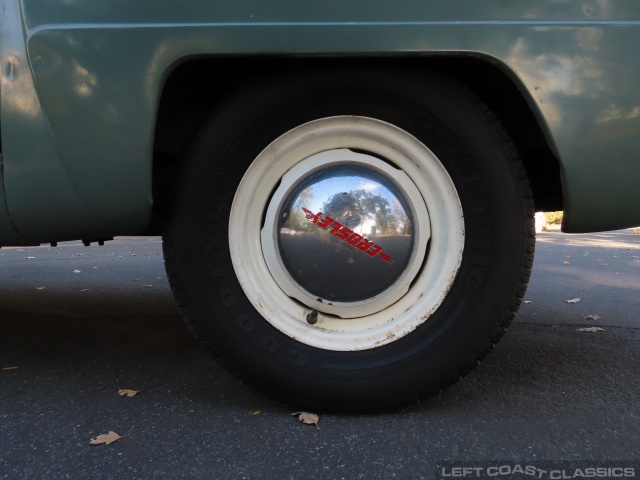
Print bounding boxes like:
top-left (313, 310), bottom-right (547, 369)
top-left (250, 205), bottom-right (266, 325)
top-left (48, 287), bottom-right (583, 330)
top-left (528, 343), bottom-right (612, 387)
top-left (151, 57), bottom-right (562, 233)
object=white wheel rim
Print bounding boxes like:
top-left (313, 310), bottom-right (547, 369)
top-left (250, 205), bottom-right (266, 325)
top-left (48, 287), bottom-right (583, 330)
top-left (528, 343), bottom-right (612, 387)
top-left (229, 116), bottom-right (464, 351)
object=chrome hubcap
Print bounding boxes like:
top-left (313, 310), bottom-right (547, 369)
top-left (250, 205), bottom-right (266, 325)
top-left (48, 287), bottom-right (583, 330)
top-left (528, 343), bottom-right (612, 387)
top-left (277, 163), bottom-right (417, 303)
top-left (261, 149), bottom-right (430, 317)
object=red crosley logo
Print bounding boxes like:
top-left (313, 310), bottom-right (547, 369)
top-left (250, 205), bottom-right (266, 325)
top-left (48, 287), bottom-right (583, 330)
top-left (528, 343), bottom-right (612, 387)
top-left (301, 207), bottom-right (394, 264)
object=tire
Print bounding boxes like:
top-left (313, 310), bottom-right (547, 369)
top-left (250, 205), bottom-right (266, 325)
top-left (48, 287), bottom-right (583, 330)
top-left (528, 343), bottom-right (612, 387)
top-left (163, 67), bottom-right (535, 411)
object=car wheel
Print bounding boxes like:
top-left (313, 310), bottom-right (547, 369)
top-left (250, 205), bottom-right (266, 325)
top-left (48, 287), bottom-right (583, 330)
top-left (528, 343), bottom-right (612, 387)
top-left (163, 68), bottom-right (534, 411)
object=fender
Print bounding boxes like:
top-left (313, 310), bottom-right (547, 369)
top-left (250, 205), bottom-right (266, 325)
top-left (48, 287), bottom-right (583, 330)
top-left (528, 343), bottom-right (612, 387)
top-left (2, 0), bottom-right (640, 245)
top-left (1, 0), bottom-right (149, 245)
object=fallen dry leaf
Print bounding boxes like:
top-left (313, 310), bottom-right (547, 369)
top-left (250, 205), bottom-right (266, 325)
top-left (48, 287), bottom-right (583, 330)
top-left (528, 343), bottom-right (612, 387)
top-left (89, 431), bottom-right (123, 446)
top-left (251, 410), bottom-right (262, 415)
top-left (2, 366), bottom-right (18, 371)
top-left (566, 298), bottom-right (581, 304)
top-left (118, 389), bottom-right (139, 397)
top-left (291, 411), bottom-right (320, 428)
top-left (581, 314), bottom-right (602, 321)
top-left (577, 327), bottom-right (604, 333)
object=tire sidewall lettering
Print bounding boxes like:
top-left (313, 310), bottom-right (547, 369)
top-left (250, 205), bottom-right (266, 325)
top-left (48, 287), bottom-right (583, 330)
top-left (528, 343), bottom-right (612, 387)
top-left (260, 335), bottom-right (280, 353)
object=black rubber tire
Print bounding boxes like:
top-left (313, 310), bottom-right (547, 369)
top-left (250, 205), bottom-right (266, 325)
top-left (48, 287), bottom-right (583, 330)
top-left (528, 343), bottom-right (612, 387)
top-left (163, 67), bottom-right (535, 412)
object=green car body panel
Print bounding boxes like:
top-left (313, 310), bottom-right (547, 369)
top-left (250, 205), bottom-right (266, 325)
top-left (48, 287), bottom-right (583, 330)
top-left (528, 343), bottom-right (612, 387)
top-left (1, 0), bottom-right (639, 245)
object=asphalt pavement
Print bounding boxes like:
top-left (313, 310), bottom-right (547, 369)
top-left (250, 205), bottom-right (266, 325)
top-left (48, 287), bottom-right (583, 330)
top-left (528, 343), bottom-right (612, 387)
top-left (1, 232), bottom-right (639, 479)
